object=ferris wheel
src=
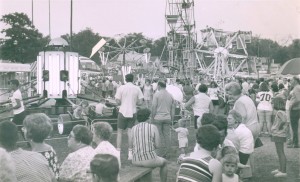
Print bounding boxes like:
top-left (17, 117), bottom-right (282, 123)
top-left (165, 0), bottom-right (197, 77)
top-left (195, 27), bottom-right (252, 81)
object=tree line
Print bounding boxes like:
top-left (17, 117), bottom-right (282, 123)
top-left (0, 13), bottom-right (299, 65)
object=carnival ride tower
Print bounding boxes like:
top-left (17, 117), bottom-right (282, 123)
top-left (165, 0), bottom-right (196, 77)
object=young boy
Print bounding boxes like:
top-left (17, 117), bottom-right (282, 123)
top-left (72, 100), bottom-right (89, 120)
top-left (172, 119), bottom-right (189, 158)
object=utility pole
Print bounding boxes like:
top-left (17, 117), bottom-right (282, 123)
top-left (49, 0), bottom-right (51, 38)
top-left (31, 0), bottom-right (34, 25)
top-left (70, 0), bottom-right (73, 51)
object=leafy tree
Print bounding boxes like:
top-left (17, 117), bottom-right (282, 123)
top-left (0, 13), bottom-right (49, 63)
top-left (287, 39), bottom-right (300, 59)
top-left (61, 28), bottom-right (102, 64)
top-left (151, 36), bottom-right (167, 61)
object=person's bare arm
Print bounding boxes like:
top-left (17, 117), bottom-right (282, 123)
top-left (13, 99), bottom-right (21, 109)
top-left (184, 96), bottom-right (195, 108)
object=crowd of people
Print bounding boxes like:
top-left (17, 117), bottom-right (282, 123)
top-left (0, 74), bottom-right (299, 182)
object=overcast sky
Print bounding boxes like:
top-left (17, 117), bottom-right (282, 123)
top-left (0, 0), bottom-right (299, 45)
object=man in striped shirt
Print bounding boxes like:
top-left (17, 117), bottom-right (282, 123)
top-left (130, 108), bottom-right (169, 182)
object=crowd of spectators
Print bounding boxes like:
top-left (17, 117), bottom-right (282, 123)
top-left (1, 74), bottom-right (299, 181)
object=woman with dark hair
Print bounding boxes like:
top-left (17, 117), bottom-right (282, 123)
top-left (183, 81), bottom-right (194, 102)
top-left (271, 83), bottom-right (279, 96)
top-left (90, 154), bottom-right (119, 182)
top-left (60, 125), bottom-right (96, 182)
top-left (256, 82), bottom-right (274, 135)
top-left (23, 113), bottom-right (59, 179)
top-left (277, 83), bottom-right (289, 101)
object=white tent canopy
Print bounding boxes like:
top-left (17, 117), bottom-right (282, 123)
top-left (0, 63), bottom-right (31, 72)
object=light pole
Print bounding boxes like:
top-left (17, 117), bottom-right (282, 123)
top-left (70, 0), bottom-right (73, 51)
top-left (49, 0), bottom-right (51, 38)
top-left (31, 0), bottom-right (34, 25)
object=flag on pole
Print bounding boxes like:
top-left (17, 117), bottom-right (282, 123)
top-left (90, 38), bottom-right (106, 58)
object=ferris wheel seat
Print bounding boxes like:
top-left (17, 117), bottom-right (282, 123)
top-left (166, 15), bottom-right (179, 24)
top-left (182, 2), bottom-right (192, 9)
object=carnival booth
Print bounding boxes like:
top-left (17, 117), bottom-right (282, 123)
top-left (0, 62), bottom-right (31, 102)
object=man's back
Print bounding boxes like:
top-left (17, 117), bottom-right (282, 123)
top-left (10, 148), bottom-right (54, 182)
top-left (115, 82), bottom-right (143, 117)
top-left (152, 90), bottom-right (174, 120)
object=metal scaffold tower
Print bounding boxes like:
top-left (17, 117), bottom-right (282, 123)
top-left (165, 0), bottom-right (197, 78)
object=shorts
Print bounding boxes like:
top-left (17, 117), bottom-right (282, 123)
top-left (132, 156), bottom-right (165, 168)
top-left (178, 138), bottom-right (188, 148)
top-left (212, 100), bottom-right (219, 106)
top-left (271, 136), bottom-right (286, 143)
top-left (117, 112), bottom-right (136, 130)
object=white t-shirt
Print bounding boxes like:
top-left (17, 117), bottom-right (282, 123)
top-left (256, 91), bottom-right (273, 111)
top-left (94, 103), bottom-right (106, 115)
top-left (234, 124), bottom-right (254, 154)
top-left (10, 89), bottom-right (25, 114)
top-left (115, 82), bottom-right (143, 117)
top-left (192, 93), bottom-right (211, 117)
top-left (175, 127), bottom-right (189, 140)
top-left (222, 174), bottom-right (239, 182)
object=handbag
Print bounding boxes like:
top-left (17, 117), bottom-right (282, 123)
top-left (254, 137), bottom-right (263, 148)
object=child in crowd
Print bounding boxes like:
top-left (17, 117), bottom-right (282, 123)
top-left (90, 99), bottom-right (107, 117)
top-left (220, 146), bottom-right (250, 169)
top-left (72, 100), bottom-right (89, 120)
top-left (172, 119), bottom-right (189, 159)
top-left (221, 154), bottom-right (239, 182)
top-left (270, 97), bottom-right (288, 177)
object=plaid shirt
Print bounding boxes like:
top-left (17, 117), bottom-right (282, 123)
top-left (10, 148), bottom-right (54, 182)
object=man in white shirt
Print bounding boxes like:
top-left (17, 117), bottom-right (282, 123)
top-left (9, 79), bottom-right (26, 126)
top-left (115, 74), bottom-right (143, 160)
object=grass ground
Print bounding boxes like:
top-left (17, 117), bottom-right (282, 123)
top-left (24, 123), bottom-right (299, 182)
top-left (6, 97), bottom-right (299, 182)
